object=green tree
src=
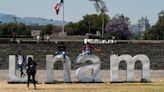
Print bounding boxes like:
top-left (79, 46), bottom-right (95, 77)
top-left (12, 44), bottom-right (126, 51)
top-left (2, 23), bottom-right (17, 36)
top-left (106, 14), bottom-right (131, 40)
top-left (0, 22), bottom-right (31, 37)
top-left (65, 22), bottom-right (78, 35)
top-left (42, 24), bottom-right (53, 35)
top-left (66, 14), bottom-right (110, 35)
top-left (144, 11), bottom-right (164, 40)
top-left (17, 23), bottom-right (31, 35)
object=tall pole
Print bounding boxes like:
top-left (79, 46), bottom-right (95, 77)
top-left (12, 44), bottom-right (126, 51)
top-left (89, 0), bottom-right (108, 38)
top-left (89, 22), bottom-right (91, 34)
top-left (163, 31), bottom-right (164, 40)
top-left (102, 12), bottom-right (105, 38)
top-left (13, 16), bottom-right (17, 42)
top-left (62, 0), bottom-right (65, 33)
top-left (14, 17), bottom-right (16, 23)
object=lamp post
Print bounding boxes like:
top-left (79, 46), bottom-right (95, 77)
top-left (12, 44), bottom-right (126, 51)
top-left (102, 12), bottom-right (105, 38)
top-left (88, 22), bottom-right (91, 35)
top-left (163, 31), bottom-right (164, 40)
top-left (89, 0), bottom-right (108, 38)
top-left (13, 16), bottom-right (17, 24)
top-left (13, 16), bottom-right (17, 42)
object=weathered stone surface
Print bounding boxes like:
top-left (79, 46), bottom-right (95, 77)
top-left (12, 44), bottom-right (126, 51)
top-left (110, 54), bottom-right (150, 82)
top-left (76, 55), bottom-right (101, 82)
top-left (46, 55), bottom-right (71, 83)
top-left (9, 55), bottom-right (28, 82)
top-left (0, 42), bottom-right (164, 70)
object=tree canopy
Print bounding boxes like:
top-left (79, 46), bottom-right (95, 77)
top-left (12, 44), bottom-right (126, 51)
top-left (66, 14), bottom-right (109, 36)
top-left (41, 24), bottom-right (53, 36)
top-left (0, 22), bottom-right (30, 37)
top-left (105, 14), bottom-right (131, 40)
top-left (144, 11), bottom-right (164, 40)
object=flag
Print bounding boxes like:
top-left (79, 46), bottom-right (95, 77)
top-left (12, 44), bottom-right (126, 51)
top-left (54, 0), bottom-right (63, 15)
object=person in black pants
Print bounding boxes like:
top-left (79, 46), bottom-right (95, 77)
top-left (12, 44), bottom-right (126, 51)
top-left (26, 57), bottom-right (37, 89)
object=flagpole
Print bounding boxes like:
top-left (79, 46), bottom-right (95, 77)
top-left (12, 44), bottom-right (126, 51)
top-left (62, 0), bottom-right (65, 33)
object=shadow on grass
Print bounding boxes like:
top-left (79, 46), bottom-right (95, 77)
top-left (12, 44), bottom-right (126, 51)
top-left (45, 80), bottom-right (104, 84)
top-left (110, 81), bottom-right (151, 83)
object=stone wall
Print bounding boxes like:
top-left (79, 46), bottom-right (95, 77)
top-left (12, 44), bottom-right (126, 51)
top-left (0, 42), bottom-right (164, 70)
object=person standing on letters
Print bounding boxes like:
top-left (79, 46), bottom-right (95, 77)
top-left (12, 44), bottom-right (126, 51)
top-left (16, 51), bottom-right (25, 77)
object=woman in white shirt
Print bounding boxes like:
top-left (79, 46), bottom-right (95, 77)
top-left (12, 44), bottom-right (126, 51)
top-left (17, 51), bottom-right (25, 77)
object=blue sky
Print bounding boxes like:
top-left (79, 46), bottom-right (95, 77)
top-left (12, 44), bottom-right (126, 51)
top-left (0, 0), bottom-right (164, 25)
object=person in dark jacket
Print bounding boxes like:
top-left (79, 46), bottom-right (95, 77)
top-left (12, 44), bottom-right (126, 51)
top-left (56, 42), bottom-right (66, 60)
top-left (26, 57), bottom-right (37, 89)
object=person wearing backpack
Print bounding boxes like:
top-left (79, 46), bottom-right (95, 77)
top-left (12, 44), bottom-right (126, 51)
top-left (26, 57), bottom-right (37, 90)
top-left (16, 51), bottom-right (25, 77)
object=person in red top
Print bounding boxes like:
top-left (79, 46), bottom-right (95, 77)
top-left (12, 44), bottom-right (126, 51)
top-left (81, 42), bottom-right (96, 55)
top-left (76, 42), bottom-right (100, 61)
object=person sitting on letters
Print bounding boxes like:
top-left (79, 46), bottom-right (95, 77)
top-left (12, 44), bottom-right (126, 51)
top-left (76, 42), bottom-right (100, 61)
top-left (56, 42), bottom-right (66, 62)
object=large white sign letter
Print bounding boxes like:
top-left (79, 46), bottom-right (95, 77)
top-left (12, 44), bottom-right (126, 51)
top-left (110, 54), bottom-right (150, 82)
top-left (46, 55), bottom-right (71, 83)
top-left (76, 55), bottom-right (101, 82)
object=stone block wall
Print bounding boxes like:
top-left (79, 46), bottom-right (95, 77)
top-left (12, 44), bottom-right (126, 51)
top-left (0, 42), bottom-right (164, 70)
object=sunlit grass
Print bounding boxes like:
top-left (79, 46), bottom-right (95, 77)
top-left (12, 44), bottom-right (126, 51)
top-left (0, 82), bottom-right (164, 92)
top-left (0, 70), bottom-right (164, 92)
